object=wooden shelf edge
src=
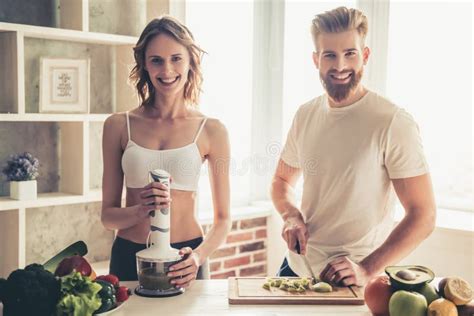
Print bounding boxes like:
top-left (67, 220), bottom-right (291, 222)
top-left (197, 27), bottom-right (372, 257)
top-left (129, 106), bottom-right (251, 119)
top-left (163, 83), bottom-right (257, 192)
top-left (88, 114), bottom-right (111, 122)
top-left (0, 113), bottom-right (111, 122)
top-left (0, 22), bottom-right (137, 45)
top-left (0, 191), bottom-right (103, 211)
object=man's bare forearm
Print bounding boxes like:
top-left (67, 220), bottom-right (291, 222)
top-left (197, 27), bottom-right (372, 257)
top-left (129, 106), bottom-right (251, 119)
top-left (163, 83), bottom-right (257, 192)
top-left (359, 208), bottom-right (436, 277)
top-left (271, 177), bottom-right (301, 220)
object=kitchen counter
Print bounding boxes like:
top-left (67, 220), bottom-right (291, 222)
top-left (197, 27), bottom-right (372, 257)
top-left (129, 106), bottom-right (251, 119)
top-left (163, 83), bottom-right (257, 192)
top-left (115, 280), bottom-right (371, 315)
top-left (0, 279), bottom-right (371, 316)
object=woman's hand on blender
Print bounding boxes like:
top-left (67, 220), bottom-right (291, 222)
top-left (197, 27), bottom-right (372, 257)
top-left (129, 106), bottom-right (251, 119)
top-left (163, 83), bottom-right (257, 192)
top-left (167, 247), bottom-right (201, 288)
top-left (136, 182), bottom-right (171, 218)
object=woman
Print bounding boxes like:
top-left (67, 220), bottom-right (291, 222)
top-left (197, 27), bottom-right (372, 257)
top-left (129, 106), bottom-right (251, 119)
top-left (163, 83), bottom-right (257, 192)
top-left (101, 16), bottom-right (231, 288)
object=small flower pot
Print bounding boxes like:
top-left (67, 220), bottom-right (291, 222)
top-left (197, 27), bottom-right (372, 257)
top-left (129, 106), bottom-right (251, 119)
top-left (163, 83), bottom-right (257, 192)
top-left (10, 180), bottom-right (37, 200)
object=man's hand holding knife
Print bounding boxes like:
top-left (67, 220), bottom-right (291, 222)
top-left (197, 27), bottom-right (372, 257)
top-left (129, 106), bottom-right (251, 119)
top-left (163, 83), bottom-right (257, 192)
top-left (282, 211), bottom-right (369, 287)
top-left (282, 211), bottom-right (317, 281)
top-left (281, 211), bottom-right (308, 255)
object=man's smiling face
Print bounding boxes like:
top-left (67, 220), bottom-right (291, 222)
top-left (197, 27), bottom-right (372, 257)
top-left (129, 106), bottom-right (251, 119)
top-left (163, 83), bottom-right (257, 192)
top-left (313, 29), bottom-right (369, 103)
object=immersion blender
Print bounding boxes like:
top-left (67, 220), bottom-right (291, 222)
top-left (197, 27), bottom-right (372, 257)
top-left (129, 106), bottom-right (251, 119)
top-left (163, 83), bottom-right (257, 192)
top-left (135, 169), bottom-right (185, 297)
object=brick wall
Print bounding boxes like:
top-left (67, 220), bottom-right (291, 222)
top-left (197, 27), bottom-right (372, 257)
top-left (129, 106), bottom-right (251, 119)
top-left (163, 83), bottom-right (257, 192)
top-left (202, 216), bottom-right (268, 279)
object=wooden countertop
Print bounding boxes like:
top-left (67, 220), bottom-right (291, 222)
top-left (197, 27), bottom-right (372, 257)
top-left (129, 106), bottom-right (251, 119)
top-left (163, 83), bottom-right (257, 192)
top-left (116, 280), bottom-right (371, 315)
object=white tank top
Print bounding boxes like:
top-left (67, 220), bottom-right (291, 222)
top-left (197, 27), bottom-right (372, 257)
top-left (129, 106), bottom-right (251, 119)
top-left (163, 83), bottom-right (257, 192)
top-left (121, 111), bottom-right (206, 191)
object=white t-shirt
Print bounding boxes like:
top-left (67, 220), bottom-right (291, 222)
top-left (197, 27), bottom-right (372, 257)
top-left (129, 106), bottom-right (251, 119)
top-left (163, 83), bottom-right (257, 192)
top-left (280, 91), bottom-right (429, 277)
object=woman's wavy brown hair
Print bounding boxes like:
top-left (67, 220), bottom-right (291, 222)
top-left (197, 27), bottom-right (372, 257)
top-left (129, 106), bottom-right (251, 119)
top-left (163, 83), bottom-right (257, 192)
top-left (130, 15), bottom-right (205, 107)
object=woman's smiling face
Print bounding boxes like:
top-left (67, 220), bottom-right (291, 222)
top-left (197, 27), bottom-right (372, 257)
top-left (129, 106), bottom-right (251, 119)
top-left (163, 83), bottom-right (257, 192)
top-left (144, 33), bottom-right (191, 99)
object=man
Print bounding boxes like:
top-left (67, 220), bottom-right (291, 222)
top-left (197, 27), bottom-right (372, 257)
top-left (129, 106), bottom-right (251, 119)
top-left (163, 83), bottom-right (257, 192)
top-left (270, 6), bottom-right (436, 286)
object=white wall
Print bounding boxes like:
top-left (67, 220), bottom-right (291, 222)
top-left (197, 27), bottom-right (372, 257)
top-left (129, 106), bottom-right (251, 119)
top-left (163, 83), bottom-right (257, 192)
top-left (398, 227), bottom-right (474, 285)
top-left (266, 210), bottom-right (474, 285)
top-left (267, 210), bottom-right (287, 276)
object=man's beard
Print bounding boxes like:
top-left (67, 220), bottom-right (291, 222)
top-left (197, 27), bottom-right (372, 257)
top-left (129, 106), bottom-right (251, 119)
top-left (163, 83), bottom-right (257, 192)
top-left (320, 68), bottom-right (363, 102)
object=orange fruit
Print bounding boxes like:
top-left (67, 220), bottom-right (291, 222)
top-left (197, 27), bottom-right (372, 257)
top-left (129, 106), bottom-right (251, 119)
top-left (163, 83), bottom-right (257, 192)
top-left (444, 277), bottom-right (473, 306)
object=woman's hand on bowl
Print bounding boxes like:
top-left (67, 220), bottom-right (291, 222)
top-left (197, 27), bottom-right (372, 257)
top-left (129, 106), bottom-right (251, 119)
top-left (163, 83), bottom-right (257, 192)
top-left (167, 247), bottom-right (201, 288)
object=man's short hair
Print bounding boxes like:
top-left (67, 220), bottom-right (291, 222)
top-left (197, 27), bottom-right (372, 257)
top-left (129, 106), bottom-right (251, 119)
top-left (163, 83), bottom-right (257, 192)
top-left (311, 7), bottom-right (368, 50)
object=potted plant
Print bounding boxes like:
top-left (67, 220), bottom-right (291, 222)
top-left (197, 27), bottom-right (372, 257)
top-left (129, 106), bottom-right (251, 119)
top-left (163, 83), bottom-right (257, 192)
top-left (2, 152), bottom-right (39, 200)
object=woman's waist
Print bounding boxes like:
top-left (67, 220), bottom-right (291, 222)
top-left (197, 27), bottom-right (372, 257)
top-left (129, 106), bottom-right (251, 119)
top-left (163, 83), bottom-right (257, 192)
top-left (126, 187), bottom-right (197, 205)
top-left (117, 218), bottom-right (203, 244)
top-left (114, 234), bottom-right (204, 250)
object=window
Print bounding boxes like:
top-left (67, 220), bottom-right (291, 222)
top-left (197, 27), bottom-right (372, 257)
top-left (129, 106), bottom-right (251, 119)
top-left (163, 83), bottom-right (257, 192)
top-left (185, 1), bottom-right (254, 209)
top-left (186, 0), bottom-right (473, 215)
top-left (387, 2), bottom-right (473, 212)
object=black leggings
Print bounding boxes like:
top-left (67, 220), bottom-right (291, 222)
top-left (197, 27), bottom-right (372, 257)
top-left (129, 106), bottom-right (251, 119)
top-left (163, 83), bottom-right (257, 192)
top-left (277, 257), bottom-right (299, 277)
top-left (110, 236), bottom-right (208, 281)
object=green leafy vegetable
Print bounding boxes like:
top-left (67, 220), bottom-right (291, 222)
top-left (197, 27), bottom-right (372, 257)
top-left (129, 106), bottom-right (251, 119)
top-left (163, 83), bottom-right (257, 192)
top-left (56, 271), bottom-right (102, 316)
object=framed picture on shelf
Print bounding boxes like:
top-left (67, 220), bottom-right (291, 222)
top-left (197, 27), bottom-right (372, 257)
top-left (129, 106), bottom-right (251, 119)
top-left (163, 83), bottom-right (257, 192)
top-left (39, 58), bottom-right (90, 113)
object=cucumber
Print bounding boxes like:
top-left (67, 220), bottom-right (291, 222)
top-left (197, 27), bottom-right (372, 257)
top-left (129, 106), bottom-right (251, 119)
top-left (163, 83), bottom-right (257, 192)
top-left (43, 241), bottom-right (88, 273)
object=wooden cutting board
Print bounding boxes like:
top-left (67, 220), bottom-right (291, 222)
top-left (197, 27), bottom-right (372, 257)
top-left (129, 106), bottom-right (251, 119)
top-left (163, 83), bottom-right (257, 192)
top-left (228, 277), bottom-right (365, 305)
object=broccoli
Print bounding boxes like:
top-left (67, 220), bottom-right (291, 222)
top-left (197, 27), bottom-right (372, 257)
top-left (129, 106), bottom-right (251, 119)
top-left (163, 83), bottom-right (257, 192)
top-left (0, 263), bottom-right (61, 316)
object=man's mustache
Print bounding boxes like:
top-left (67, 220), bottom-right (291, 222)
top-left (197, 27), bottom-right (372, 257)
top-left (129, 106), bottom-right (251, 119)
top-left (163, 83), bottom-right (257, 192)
top-left (326, 70), bottom-right (355, 76)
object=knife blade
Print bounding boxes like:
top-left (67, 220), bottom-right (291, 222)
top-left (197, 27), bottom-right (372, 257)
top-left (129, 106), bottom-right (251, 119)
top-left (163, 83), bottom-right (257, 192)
top-left (295, 240), bottom-right (317, 282)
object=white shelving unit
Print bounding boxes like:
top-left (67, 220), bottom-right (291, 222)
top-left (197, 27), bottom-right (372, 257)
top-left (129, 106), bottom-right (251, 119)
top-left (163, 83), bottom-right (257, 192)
top-left (0, 0), bottom-right (171, 277)
top-left (0, 113), bottom-right (110, 122)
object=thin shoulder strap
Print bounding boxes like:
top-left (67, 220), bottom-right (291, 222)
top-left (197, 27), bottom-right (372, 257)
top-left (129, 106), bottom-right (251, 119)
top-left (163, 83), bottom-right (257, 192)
top-left (125, 111), bottom-right (131, 141)
top-left (193, 117), bottom-right (208, 143)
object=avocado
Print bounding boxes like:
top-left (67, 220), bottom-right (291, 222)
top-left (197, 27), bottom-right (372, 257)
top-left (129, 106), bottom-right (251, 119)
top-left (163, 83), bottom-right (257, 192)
top-left (385, 265), bottom-right (435, 291)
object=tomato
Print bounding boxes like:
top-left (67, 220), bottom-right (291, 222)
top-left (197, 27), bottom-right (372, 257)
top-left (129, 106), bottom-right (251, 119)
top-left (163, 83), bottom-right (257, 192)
top-left (364, 275), bottom-right (393, 316)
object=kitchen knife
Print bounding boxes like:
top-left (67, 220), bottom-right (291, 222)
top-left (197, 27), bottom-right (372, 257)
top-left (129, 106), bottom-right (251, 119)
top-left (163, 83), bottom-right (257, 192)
top-left (295, 240), bottom-right (317, 282)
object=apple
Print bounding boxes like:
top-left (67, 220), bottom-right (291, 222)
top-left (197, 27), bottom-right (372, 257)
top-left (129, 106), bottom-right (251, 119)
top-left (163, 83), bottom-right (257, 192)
top-left (364, 275), bottom-right (393, 316)
top-left (54, 255), bottom-right (92, 277)
top-left (389, 290), bottom-right (428, 316)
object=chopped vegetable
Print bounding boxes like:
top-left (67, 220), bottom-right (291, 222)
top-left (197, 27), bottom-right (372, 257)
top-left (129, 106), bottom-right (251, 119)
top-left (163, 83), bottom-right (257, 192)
top-left (262, 277), bottom-right (332, 294)
top-left (311, 282), bottom-right (333, 293)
